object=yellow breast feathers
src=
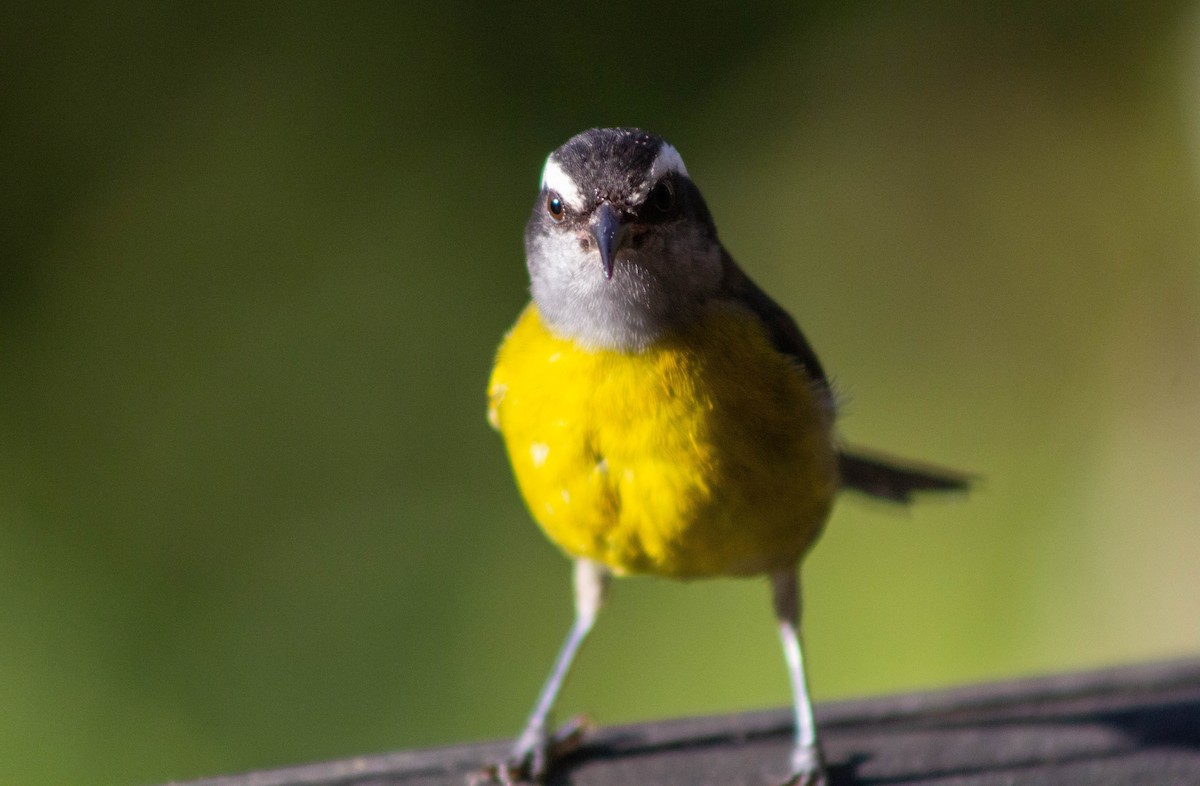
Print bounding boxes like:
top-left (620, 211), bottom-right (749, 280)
top-left (488, 303), bottom-right (838, 579)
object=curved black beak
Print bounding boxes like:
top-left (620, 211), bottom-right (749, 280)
top-left (591, 203), bottom-right (624, 280)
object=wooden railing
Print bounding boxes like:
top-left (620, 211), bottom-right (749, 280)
top-left (164, 658), bottom-right (1200, 786)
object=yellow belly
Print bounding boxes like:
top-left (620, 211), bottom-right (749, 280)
top-left (488, 303), bottom-right (838, 578)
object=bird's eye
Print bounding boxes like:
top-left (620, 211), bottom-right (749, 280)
top-left (546, 192), bottom-right (566, 222)
top-left (649, 179), bottom-right (675, 213)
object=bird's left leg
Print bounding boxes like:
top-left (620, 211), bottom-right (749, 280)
top-left (771, 569), bottom-right (826, 786)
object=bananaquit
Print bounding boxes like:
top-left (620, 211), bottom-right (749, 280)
top-left (485, 128), bottom-right (967, 786)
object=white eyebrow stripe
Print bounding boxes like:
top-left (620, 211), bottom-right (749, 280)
top-left (648, 143), bottom-right (688, 181)
top-left (540, 156), bottom-right (585, 210)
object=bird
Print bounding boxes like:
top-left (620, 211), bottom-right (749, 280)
top-left (483, 127), bottom-right (967, 786)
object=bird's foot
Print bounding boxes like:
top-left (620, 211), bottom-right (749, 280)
top-left (470, 716), bottom-right (590, 785)
top-left (780, 743), bottom-right (827, 786)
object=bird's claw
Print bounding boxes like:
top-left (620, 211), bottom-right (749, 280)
top-left (782, 772), bottom-right (827, 786)
top-left (470, 717), bottom-right (590, 784)
top-left (780, 744), bottom-right (827, 786)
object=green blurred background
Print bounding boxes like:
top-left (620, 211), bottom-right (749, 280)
top-left (3, 3), bottom-right (1200, 784)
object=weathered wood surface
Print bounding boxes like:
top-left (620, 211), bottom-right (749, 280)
top-left (165, 658), bottom-right (1200, 786)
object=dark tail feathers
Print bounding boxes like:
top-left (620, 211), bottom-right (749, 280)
top-left (839, 448), bottom-right (970, 503)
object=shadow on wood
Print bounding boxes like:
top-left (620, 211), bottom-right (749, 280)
top-left (165, 658), bottom-right (1200, 786)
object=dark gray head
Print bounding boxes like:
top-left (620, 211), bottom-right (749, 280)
top-left (525, 128), bottom-right (724, 351)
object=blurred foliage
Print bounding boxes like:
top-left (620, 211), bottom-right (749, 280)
top-left (2, 2), bottom-right (1199, 784)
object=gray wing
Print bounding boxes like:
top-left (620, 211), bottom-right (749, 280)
top-left (718, 252), bottom-right (831, 395)
top-left (718, 251), bottom-right (970, 502)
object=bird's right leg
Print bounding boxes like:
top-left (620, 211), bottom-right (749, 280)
top-left (485, 558), bottom-right (610, 784)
